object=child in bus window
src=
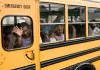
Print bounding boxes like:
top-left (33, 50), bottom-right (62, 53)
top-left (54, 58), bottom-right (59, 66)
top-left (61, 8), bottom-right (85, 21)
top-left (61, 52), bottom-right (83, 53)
top-left (12, 22), bottom-right (32, 48)
top-left (55, 25), bottom-right (64, 41)
top-left (49, 30), bottom-right (57, 42)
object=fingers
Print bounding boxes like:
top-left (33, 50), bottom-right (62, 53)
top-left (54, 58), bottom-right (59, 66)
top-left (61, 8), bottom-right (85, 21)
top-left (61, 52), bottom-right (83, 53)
top-left (14, 26), bottom-right (20, 31)
top-left (15, 26), bottom-right (19, 30)
top-left (13, 26), bottom-right (21, 31)
top-left (12, 26), bottom-right (17, 32)
top-left (12, 26), bottom-right (23, 36)
top-left (12, 26), bottom-right (16, 33)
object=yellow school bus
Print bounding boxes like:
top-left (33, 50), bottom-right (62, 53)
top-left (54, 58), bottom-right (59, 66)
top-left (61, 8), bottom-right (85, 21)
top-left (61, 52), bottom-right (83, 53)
top-left (0, 0), bottom-right (100, 70)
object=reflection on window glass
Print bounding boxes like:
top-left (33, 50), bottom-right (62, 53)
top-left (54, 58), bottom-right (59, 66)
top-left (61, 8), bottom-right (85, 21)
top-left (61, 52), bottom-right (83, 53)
top-left (2, 16), bottom-right (33, 50)
top-left (88, 8), bottom-right (100, 36)
top-left (88, 8), bottom-right (100, 22)
top-left (40, 3), bottom-right (65, 44)
top-left (68, 6), bottom-right (86, 39)
top-left (40, 3), bottom-right (64, 23)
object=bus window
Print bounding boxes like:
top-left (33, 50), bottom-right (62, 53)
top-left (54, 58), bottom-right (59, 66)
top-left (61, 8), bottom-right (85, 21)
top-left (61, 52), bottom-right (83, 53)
top-left (68, 6), bottom-right (86, 39)
top-left (40, 3), bottom-right (65, 44)
top-left (2, 16), bottom-right (33, 50)
top-left (88, 8), bottom-right (100, 36)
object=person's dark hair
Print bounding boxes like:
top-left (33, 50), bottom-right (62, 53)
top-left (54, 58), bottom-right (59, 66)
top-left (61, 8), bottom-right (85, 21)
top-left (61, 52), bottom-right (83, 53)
top-left (20, 22), bottom-right (29, 28)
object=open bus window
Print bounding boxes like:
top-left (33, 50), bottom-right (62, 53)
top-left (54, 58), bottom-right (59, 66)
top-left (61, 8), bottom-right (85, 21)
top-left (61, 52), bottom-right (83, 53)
top-left (40, 3), bottom-right (65, 44)
top-left (2, 16), bottom-right (33, 50)
top-left (88, 8), bottom-right (100, 36)
top-left (68, 6), bottom-right (86, 39)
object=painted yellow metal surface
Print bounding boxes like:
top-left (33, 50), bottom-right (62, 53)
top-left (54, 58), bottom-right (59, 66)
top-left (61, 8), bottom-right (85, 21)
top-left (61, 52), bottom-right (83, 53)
top-left (0, 0), bottom-right (100, 70)
top-left (41, 51), bottom-right (100, 70)
top-left (93, 60), bottom-right (100, 70)
top-left (0, 0), bottom-right (40, 70)
top-left (39, 0), bottom-right (100, 70)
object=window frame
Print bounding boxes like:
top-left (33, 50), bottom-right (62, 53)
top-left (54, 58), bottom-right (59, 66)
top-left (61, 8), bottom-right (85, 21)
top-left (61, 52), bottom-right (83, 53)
top-left (68, 5), bottom-right (86, 40)
top-left (88, 7), bottom-right (100, 37)
top-left (40, 2), bottom-right (66, 44)
top-left (1, 15), bottom-right (34, 51)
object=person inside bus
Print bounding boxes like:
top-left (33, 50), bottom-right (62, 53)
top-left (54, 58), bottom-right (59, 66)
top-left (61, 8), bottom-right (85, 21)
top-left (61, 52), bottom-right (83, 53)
top-left (40, 18), bottom-right (50, 42)
top-left (40, 31), bottom-right (50, 42)
top-left (92, 24), bottom-right (100, 36)
top-left (55, 25), bottom-right (64, 41)
top-left (49, 30), bottom-right (57, 42)
top-left (3, 25), bottom-right (15, 49)
top-left (3, 33), bottom-right (10, 49)
top-left (12, 22), bottom-right (32, 48)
